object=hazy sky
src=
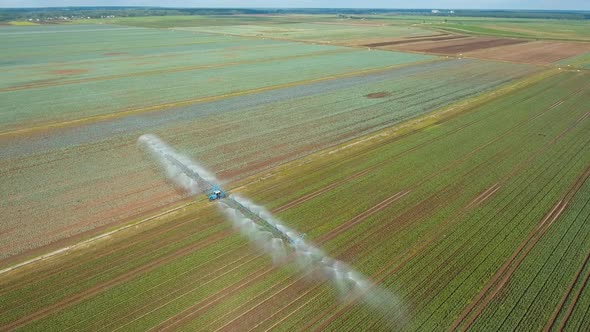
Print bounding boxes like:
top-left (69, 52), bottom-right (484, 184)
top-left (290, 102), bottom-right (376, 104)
top-left (0, 0), bottom-right (589, 10)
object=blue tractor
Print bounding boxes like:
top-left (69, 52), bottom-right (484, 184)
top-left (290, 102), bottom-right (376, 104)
top-left (208, 185), bottom-right (227, 201)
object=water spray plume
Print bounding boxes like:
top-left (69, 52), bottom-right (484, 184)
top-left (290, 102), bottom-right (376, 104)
top-left (138, 134), bottom-right (404, 325)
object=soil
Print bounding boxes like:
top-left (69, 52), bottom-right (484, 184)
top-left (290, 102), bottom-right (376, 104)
top-left (425, 38), bottom-right (528, 54)
top-left (363, 35), bottom-right (468, 48)
top-left (365, 91), bottom-right (391, 99)
top-left (388, 37), bottom-right (529, 55)
top-left (465, 41), bottom-right (590, 65)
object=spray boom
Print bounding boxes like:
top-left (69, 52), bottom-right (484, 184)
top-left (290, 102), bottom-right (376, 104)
top-left (138, 134), bottom-right (403, 320)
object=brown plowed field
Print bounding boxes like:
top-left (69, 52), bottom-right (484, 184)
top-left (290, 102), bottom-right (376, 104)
top-left (362, 35), bottom-right (468, 48)
top-left (388, 37), bottom-right (529, 55)
top-left (465, 41), bottom-right (590, 65)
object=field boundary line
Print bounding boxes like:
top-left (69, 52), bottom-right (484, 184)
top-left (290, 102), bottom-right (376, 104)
top-left (428, 26), bottom-right (590, 43)
top-left (0, 58), bottom-right (440, 140)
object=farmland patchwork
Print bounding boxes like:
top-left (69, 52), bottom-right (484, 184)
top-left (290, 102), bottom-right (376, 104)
top-left (1, 16), bottom-right (590, 332)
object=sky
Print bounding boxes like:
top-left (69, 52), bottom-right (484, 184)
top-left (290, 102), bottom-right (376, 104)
top-left (0, 0), bottom-right (589, 10)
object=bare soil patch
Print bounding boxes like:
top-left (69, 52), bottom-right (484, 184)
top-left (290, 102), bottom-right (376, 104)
top-left (365, 91), bottom-right (391, 99)
top-left (363, 35), bottom-right (468, 48)
top-left (388, 37), bottom-right (528, 55)
top-left (465, 41), bottom-right (590, 65)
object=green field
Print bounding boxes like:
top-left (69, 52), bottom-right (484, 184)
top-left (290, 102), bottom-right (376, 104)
top-left (0, 24), bottom-right (437, 132)
top-left (1, 70), bottom-right (589, 330)
top-left (175, 22), bottom-right (436, 43)
top-left (0, 23), bottom-right (538, 261)
top-left (1, 12), bottom-right (590, 332)
top-left (89, 14), bottom-right (590, 42)
top-left (558, 51), bottom-right (590, 69)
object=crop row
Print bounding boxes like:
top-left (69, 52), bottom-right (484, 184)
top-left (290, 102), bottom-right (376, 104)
top-left (0, 58), bottom-right (536, 259)
top-left (292, 70), bottom-right (587, 330)
top-left (3, 71), bottom-right (589, 330)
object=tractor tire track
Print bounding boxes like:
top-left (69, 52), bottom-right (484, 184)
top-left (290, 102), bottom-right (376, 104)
top-left (509, 205), bottom-right (590, 331)
top-left (199, 274), bottom-right (305, 331)
top-left (66, 244), bottom-right (252, 331)
top-left (452, 165), bottom-right (590, 331)
top-left (337, 145), bottom-right (509, 264)
top-left (309, 89), bottom-right (567, 249)
top-left (410, 132), bottom-right (590, 330)
top-left (544, 250), bottom-right (590, 331)
top-left (449, 110), bottom-right (590, 329)
top-left (250, 286), bottom-right (324, 332)
top-left (317, 153), bottom-right (576, 332)
top-left (98, 253), bottom-right (265, 332)
top-left (411, 133), bottom-right (587, 323)
top-left (150, 267), bottom-right (275, 332)
top-left (128, 80), bottom-right (556, 330)
top-left (557, 267), bottom-right (590, 331)
top-left (315, 190), bottom-right (410, 245)
top-left (263, 289), bottom-right (327, 331)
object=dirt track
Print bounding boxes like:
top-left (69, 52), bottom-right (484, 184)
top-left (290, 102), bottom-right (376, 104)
top-left (544, 249), bottom-right (590, 331)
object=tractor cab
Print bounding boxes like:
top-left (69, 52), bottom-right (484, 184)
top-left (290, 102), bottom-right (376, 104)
top-left (208, 186), bottom-right (226, 201)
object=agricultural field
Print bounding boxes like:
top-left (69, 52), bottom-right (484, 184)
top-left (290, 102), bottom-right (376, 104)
top-left (175, 22), bottom-right (437, 44)
top-left (0, 22), bottom-right (540, 261)
top-left (0, 23), bottom-right (436, 132)
top-left (557, 51), bottom-right (590, 69)
top-left (2, 11), bottom-right (590, 332)
top-left (1, 68), bottom-right (589, 331)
